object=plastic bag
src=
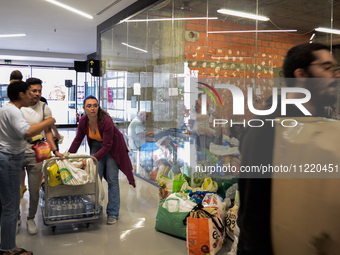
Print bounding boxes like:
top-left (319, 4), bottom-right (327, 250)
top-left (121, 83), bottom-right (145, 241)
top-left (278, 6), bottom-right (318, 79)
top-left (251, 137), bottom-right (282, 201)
top-left (225, 183), bottom-right (239, 201)
top-left (83, 157), bottom-right (105, 206)
top-left (56, 159), bottom-right (89, 185)
top-left (162, 193), bottom-right (196, 212)
top-left (47, 163), bottom-right (61, 187)
top-left (32, 141), bottom-right (51, 163)
top-left (225, 204), bottom-right (239, 241)
top-left (202, 193), bottom-right (228, 220)
top-left (156, 164), bottom-right (170, 181)
top-left (202, 177), bottom-right (218, 192)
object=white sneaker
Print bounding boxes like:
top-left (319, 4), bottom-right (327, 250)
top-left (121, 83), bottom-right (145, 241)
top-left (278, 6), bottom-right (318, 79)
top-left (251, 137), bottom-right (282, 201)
top-left (27, 219), bottom-right (37, 235)
top-left (16, 219), bottom-right (21, 234)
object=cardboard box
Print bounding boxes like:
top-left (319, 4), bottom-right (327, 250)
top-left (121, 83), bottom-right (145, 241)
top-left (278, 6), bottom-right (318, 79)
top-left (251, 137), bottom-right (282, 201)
top-left (272, 117), bottom-right (340, 254)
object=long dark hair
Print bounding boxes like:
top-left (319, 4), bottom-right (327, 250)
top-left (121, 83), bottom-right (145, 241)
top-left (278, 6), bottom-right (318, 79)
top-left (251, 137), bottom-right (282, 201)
top-left (83, 95), bottom-right (113, 123)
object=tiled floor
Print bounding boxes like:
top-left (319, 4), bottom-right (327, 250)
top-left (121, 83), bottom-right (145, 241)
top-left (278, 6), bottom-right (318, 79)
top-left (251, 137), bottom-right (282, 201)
top-left (16, 128), bottom-right (231, 255)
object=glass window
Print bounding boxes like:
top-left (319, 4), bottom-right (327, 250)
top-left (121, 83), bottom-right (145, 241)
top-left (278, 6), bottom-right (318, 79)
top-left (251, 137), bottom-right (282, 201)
top-left (99, 0), bottom-right (338, 185)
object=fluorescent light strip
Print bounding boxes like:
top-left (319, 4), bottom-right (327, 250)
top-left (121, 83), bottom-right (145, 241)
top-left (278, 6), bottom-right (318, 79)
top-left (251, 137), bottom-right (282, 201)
top-left (208, 29), bottom-right (297, 34)
top-left (0, 34), bottom-right (26, 38)
top-left (122, 43), bottom-right (147, 53)
top-left (126, 17), bottom-right (218, 22)
top-left (46, 0), bottom-right (93, 19)
top-left (217, 9), bottom-right (269, 21)
top-left (315, 27), bottom-right (340, 35)
top-left (211, 56), bottom-right (266, 59)
top-left (310, 33), bottom-right (315, 40)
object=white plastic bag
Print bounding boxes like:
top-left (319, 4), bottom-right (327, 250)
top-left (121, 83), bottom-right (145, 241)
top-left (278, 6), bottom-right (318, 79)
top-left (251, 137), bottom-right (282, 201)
top-left (162, 193), bottom-right (196, 212)
top-left (56, 159), bottom-right (89, 185)
top-left (83, 158), bottom-right (105, 206)
top-left (202, 193), bottom-right (228, 220)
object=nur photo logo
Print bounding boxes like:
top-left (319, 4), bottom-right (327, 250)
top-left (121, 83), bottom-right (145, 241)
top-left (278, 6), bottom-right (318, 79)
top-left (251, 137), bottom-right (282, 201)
top-left (197, 82), bottom-right (222, 115)
top-left (197, 81), bottom-right (312, 128)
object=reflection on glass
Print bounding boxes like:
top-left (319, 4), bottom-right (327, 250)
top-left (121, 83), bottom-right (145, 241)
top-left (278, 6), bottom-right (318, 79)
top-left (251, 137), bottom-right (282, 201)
top-left (99, 0), bottom-right (339, 187)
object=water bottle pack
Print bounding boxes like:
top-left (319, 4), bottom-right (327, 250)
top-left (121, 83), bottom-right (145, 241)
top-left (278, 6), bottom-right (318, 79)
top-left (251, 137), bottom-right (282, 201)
top-left (40, 190), bottom-right (98, 221)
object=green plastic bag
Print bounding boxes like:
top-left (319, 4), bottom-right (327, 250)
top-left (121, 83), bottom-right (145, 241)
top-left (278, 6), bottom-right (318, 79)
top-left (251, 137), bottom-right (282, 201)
top-left (172, 174), bottom-right (186, 193)
top-left (173, 180), bottom-right (186, 193)
top-left (216, 177), bottom-right (238, 199)
top-left (155, 199), bottom-right (189, 239)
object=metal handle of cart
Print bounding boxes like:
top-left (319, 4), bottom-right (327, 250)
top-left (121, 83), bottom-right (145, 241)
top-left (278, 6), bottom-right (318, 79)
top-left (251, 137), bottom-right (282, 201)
top-left (43, 155), bottom-right (100, 225)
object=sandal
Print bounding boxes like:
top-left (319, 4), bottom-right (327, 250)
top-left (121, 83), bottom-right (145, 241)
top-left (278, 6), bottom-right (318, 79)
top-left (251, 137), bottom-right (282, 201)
top-left (0, 248), bottom-right (33, 255)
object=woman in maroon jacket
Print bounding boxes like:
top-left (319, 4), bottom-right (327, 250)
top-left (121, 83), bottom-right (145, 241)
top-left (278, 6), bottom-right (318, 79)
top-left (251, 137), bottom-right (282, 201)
top-left (69, 95), bottom-right (135, 225)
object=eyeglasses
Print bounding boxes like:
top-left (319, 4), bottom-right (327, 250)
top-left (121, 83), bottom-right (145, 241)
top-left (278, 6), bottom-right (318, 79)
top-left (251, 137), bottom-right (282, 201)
top-left (31, 89), bottom-right (42, 93)
top-left (85, 104), bottom-right (99, 109)
top-left (309, 62), bottom-right (340, 75)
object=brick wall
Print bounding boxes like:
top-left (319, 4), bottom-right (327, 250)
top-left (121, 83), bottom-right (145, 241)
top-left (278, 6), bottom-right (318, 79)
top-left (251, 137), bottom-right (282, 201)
top-left (185, 18), bottom-right (310, 121)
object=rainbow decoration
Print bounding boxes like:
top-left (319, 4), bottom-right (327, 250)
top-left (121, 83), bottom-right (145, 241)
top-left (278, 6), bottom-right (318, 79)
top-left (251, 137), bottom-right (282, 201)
top-left (197, 82), bottom-right (222, 105)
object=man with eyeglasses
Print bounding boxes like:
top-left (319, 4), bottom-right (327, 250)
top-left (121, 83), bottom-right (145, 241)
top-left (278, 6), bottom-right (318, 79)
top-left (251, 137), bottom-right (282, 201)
top-left (237, 43), bottom-right (340, 255)
top-left (19, 77), bottom-right (64, 235)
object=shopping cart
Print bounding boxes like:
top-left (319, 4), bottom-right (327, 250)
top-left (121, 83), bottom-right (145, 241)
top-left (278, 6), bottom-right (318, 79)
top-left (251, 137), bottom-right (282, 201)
top-left (40, 155), bottom-right (101, 231)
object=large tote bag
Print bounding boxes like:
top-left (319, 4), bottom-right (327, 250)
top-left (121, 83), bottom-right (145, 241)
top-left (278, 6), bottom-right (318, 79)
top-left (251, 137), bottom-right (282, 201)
top-left (187, 206), bottom-right (225, 255)
top-left (155, 198), bottom-right (190, 239)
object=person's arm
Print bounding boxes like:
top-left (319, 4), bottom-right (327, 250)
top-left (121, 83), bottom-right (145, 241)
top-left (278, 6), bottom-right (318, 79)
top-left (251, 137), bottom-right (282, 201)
top-left (45, 128), bottom-right (64, 159)
top-left (51, 124), bottom-right (61, 140)
top-left (44, 105), bottom-right (61, 140)
top-left (137, 131), bottom-right (154, 138)
top-left (68, 116), bottom-right (86, 154)
top-left (146, 131), bottom-right (155, 137)
top-left (25, 117), bottom-right (55, 138)
top-left (138, 132), bottom-right (146, 139)
top-left (136, 122), bottom-right (148, 139)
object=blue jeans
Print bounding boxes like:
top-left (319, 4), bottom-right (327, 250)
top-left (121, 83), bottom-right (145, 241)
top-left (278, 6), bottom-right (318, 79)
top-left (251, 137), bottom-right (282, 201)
top-left (0, 151), bottom-right (25, 251)
top-left (90, 139), bottom-right (120, 218)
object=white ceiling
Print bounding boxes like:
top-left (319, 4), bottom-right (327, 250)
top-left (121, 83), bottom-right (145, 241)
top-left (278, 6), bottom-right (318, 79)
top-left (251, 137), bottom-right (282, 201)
top-left (0, 0), bottom-right (137, 67)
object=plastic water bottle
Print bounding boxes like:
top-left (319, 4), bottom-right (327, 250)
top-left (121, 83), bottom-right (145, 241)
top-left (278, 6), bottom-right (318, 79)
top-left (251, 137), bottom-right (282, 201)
top-left (72, 198), bottom-right (78, 219)
top-left (67, 197), bottom-right (73, 219)
top-left (89, 194), bottom-right (95, 203)
top-left (47, 198), bottom-right (51, 216)
top-left (50, 199), bottom-right (57, 221)
top-left (56, 199), bottom-right (62, 221)
top-left (61, 198), bottom-right (68, 220)
top-left (39, 189), bottom-right (45, 200)
top-left (84, 200), bottom-right (94, 218)
top-left (77, 197), bottom-right (84, 218)
top-left (39, 189), bottom-right (45, 207)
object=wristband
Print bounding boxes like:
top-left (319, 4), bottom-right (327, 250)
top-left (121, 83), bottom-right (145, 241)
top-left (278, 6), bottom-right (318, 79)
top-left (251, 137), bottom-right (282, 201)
top-left (53, 149), bottom-right (59, 154)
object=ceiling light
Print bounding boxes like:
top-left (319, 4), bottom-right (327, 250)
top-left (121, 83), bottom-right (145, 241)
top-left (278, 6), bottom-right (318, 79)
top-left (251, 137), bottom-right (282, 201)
top-left (126, 17), bottom-right (218, 22)
top-left (315, 27), bottom-right (340, 35)
top-left (217, 9), bottom-right (269, 21)
top-left (122, 43), bottom-right (147, 53)
top-left (96, 0), bottom-right (122, 16)
top-left (208, 29), bottom-right (297, 34)
top-left (46, 0), bottom-right (93, 19)
top-left (0, 34), bottom-right (26, 38)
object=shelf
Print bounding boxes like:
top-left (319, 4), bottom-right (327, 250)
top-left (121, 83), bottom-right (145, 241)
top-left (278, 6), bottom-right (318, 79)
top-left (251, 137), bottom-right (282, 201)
top-left (46, 183), bottom-right (96, 197)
